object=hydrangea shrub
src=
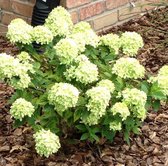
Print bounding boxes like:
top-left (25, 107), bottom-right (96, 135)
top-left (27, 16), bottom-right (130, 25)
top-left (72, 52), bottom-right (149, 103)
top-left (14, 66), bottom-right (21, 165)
top-left (1, 6), bottom-right (167, 157)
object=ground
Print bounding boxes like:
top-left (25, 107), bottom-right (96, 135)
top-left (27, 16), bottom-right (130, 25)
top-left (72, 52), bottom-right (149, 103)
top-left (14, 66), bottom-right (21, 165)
top-left (0, 7), bottom-right (168, 166)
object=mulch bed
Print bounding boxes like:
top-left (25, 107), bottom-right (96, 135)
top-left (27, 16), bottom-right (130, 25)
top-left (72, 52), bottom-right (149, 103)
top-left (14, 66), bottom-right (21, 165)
top-left (0, 7), bottom-right (168, 166)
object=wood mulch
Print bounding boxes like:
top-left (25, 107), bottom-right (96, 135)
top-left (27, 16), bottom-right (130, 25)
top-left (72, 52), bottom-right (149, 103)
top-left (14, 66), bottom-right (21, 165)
top-left (0, 7), bottom-right (168, 166)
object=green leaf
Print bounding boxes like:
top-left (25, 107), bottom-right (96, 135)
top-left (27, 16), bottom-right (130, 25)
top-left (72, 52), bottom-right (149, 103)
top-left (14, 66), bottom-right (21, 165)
top-left (152, 100), bottom-right (161, 112)
top-left (13, 118), bottom-right (26, 128)
top-left (151, 90), bottom-right (167, 100)
top-left (37, 94), bottom-right (48, 106)
top-left (132, 126), bottom-right (140, 134)
top-left (124, 130), bottom-right (130, 144)
top-left (90, 133), bottom-right (99, 142)
top-left (74, 109), bottom-right (82, 122)
top-left (92, 127), bottom-right (100, 134)
top-left (80, 133), bottom-right (89, 140)
top-left (33, 62), bottom-right (41, 69)
top-left (141, 81), bottom-right (149, 94)
top-left (76, 124), bottom-right (87, 132)
top-left (64, 110), bottom-right (73, 120)
top-left (102, 129), bottom-right (115, 142)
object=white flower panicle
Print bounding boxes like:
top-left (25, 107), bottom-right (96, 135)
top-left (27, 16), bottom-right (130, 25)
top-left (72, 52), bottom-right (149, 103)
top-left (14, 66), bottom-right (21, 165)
top-left (0, 53), bottom-right (18, 78)
top-left (0, 53), bottom-right (33, 89)
top-left (45, 6), bottom-right (73, 37)
top-left (122, 88), bottom-right (147, 107)
top-left (71, 21), bottom-right (99, 48)
top-left (109, 120), bottom-right (122, 131)
top-left (32, 26), bottom-right (53, 44)
top-left (48, 83), bottom-right (80, 112)
top-left (72, 21), bottom-right (92, 33)
top-left (122, 88), bottom-right (147, 120)
top-left (97, 79), bottom-right (115, 93)
top-left (120, 31), bottom-right (144, 56)
top-left (10, 98), bottom-right (35, 120)
top-left (7, 18), bottom-right (33, 44)
top-left (157, 76), bottom-right (168, 96)
top-left (86, 86), bottom-right (111, 119)
top-left (17, 51), bottom-right (32, 62)
top-left (112, 57), bottom-right (145, 79)
top-left (68, 33), bottom-right (86, 53)
top-left (54, 38), bottom-right (79, 64)
top-left (110, 102), bottom-right (130, 121)
top-left (33, 129), bottom-right (61, 157)
top-left (65, 55), bottom-right (99, 84)
top-left (158, 65), bottom-right (168, 76)
top-left (149, 65), bottom-right (168, 96)
top-left (99, 33), bottom-right (120, 55)
top-left (135, 107), bottom-right (147, 121)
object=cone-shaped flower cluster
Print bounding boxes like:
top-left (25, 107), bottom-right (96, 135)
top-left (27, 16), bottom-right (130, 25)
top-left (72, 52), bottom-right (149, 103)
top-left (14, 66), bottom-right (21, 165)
top-left (112, 57), bottom-right (145, 79)
top-left (122, 88), bottom-right (147, 120)
top-left (10, 98), bottom-right (35, 120)
top-left (34, 129), bottom-right (61, 157)
top-left (48, 83), bottom-right (80, 113)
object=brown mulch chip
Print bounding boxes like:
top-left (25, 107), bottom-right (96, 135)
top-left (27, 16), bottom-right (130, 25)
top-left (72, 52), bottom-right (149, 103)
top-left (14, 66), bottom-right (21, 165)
top-left (0, 7), bottom-right (168, 166)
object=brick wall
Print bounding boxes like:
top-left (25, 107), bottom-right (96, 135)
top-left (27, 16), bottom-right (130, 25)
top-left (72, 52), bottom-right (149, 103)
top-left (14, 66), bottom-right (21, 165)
top-left (0, 0), bottom-right (164, 35)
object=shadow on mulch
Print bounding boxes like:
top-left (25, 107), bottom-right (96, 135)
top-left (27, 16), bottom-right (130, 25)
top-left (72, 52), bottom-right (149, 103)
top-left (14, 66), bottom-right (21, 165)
top-left (0, 7), bottom-right (168, 166)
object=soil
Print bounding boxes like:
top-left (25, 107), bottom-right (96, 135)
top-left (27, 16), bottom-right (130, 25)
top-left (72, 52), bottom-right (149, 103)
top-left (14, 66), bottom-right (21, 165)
top-left (0, 7), bottom-right (168, 166)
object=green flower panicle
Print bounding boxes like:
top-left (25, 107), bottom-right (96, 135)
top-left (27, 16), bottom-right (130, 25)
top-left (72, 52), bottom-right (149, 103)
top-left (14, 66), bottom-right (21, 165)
top-left (48, 83), bottom-right (80, 112)
top-left (99, 33), bottom-right (120, 55)
top-left (122, 88), bottom-right (147, 121)
top-left (120, 31), bottom-right (144, 56)
top-left (97, 79), bottom-right (115, 93)
top-left (72, 21), bottom-right (92, 33)
top-left (7, 18), bottom-right (33, 44)
top-left (158, 65), bottom-right (168, 76)
top-left (109, 120), bottom-right (122, 131)
top-left (110, 102), bottom-right (130, 121)
top-left (0, 53), bottom-right (33, 89)
top-left (17, 51), bottom-right (32, 62)
top-left (71, 21), bottom-right (99, 48)
top-left (32, 26), bottom-right (53, 45)
top-left (112, 57), bottom-right (145, 79)
top-left (148, 65), bottom-right (168, 96)
top-left (122, 88), bottom-right (147, 107)
top-left (10, 98), bottom-right (35, 120)
top-left (45, 6), bottom-right (73, 37)
top-left (33, 129), bottom-right (61, 157)
top-left (86, 86), bottom-right (111, 118)
top-left (64, 55), bottom-right (99, 84)
top-left (54, 38), bottom-right (79, 65)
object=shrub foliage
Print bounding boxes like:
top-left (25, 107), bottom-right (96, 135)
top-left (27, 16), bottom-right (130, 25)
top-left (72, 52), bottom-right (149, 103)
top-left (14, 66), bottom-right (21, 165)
top-left (0, 7), bottom-right (167, 157)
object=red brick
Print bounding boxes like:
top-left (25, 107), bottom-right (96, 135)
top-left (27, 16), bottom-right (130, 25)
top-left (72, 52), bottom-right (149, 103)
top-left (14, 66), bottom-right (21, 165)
top-left (70, 11), bottom-right (79, 24)
top-left (66, 0), bottom-right (91, 8)
top-left (106, 0), bottom-right (129, 9)
top-left (79, 2), bottom-right (105, 20)
top-left (0, 24), bottom-right (8, 36)
top-left (0, 0), bottom-right (11, 11)
top-left (118, 2), bottom-right (142, 21)
top-left (1, 12), bottom-right (27, 25)
top-left (93, 11), bottom-right (118, 31)
top-left (11, 0), bottom-right (34, 17)
top-left (29, 0), bottom-right (36, 4)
